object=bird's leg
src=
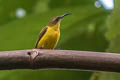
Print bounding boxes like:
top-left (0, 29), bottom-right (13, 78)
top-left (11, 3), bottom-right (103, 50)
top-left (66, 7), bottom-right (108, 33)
top-left (40, 46), bottom-right (44, 49)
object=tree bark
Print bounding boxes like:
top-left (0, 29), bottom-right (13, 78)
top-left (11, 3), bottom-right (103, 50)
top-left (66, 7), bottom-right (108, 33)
top-left (0, 49), bottom-right (120, 73)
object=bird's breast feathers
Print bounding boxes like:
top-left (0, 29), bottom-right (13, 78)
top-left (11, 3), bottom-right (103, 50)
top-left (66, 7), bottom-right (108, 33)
top-left (37, 26), bottom-right (60, 49)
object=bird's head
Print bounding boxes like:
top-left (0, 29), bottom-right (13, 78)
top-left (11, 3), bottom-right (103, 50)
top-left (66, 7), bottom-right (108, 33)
top-left (48, 13), bottom-right (70, 26)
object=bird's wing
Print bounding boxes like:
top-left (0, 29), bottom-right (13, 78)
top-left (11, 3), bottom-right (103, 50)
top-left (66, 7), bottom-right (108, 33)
top-left (35, 27), bottom-right (48, 48)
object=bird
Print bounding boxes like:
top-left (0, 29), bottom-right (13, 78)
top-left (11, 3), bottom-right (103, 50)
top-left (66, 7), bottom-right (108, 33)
top-left (35, 13), bottom-right (70, 49)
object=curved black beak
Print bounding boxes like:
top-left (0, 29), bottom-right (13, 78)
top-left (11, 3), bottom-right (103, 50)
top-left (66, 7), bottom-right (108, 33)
top-left (59, 13), bottom-right (71, 19)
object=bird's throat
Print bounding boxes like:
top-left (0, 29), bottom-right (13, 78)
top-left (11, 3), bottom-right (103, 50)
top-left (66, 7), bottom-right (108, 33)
top-left (48, 22), bottom-right (60, 31)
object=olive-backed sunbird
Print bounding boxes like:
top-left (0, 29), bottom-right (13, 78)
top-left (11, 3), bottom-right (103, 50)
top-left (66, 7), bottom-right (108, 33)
top-left (35, 13), bottom-right (70, 49)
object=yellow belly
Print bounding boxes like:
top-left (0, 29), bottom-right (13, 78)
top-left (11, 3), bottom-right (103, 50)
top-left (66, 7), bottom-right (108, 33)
top-left (37, 27), bottom-right (60, 49)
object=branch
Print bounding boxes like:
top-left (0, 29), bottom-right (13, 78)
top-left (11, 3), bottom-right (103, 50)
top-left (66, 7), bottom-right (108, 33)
top-left (0, 49), bottom-right (120, 72)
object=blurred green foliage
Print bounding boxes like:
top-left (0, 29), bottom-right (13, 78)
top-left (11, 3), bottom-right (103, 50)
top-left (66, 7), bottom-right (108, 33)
top-left (48, 0), bottom-right (95, 8)
top-left (106, 0), bottom-right (120, 40)
top-left (0, 0), bottom-right (38, 25)
top-left (91, 0), bottom-right (120, 80)
top-left (0, 0), bottom-right (116, 80)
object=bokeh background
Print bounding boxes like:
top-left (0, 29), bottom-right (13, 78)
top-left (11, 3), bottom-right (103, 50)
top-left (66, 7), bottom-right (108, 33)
top-left (1, 0), bottom-right (120, 80)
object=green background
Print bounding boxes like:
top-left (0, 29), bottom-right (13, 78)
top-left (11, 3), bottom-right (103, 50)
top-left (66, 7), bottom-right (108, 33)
top-left (0, 0), bottom-right (119, 80)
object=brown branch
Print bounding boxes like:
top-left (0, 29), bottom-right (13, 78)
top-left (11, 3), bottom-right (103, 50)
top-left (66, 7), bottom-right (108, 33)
top-left (0, 49), bottom-right (120, 72)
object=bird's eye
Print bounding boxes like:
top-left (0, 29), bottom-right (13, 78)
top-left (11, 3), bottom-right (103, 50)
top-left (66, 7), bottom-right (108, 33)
top-left (55, 17), bottom-right (60, 21)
